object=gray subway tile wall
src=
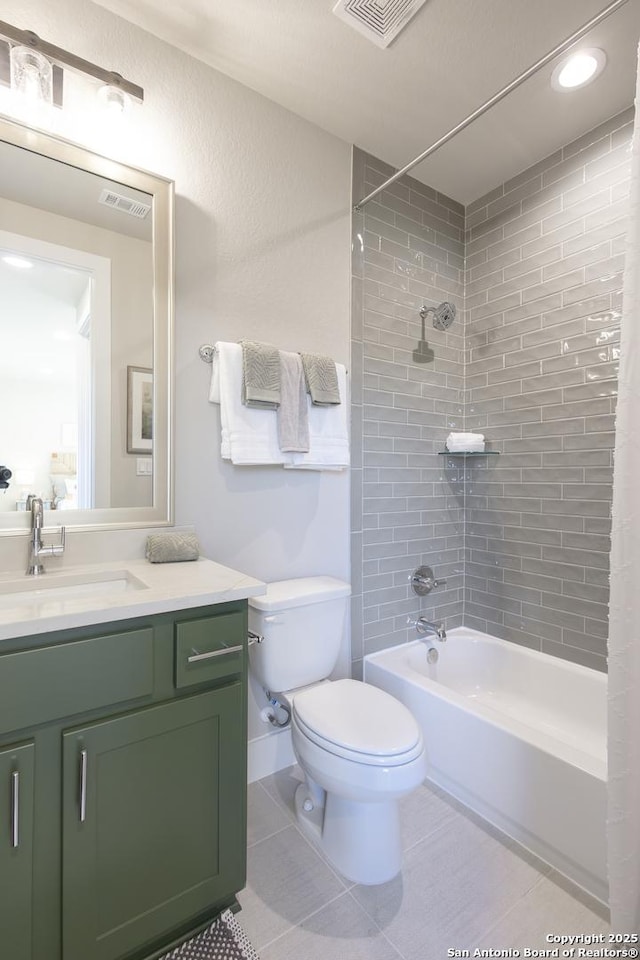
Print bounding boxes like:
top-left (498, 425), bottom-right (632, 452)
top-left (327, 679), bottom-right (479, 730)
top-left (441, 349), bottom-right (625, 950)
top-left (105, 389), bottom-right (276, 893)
top-left (351, 107), bottom-right (632, 676)
top-left (464, 107), bottom-right (631, 672)
top-left (351, 149), bottom-right (466, 674)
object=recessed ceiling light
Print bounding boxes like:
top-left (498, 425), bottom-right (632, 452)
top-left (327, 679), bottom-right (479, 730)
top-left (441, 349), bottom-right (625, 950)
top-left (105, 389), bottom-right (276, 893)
top-left (2, 254), bottom-right (34, 269)
top-left (551, 48), bottom-right (606, 91)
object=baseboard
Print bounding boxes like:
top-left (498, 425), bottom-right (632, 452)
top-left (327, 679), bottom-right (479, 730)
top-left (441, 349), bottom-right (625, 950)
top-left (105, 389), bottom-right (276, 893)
top-left (247, 728), bottom-right (295, 783)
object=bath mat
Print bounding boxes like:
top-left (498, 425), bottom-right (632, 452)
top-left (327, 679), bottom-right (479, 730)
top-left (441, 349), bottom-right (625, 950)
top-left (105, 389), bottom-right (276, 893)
top-left (159, 909), bottom-right (260, 960)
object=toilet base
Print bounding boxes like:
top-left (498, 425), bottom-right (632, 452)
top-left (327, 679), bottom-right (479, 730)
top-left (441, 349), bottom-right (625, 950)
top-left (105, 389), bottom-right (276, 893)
top-left (294, 781), bottom-right (402, 885)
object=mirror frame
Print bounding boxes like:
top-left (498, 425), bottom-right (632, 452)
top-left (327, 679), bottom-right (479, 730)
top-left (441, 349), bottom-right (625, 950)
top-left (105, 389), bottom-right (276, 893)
top-left (0, 114), bottom-right (174, 534)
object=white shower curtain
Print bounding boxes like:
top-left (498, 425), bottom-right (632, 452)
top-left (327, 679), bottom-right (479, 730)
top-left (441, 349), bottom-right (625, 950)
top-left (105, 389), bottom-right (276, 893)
top-left (607, 45), bottom-right (640, 936)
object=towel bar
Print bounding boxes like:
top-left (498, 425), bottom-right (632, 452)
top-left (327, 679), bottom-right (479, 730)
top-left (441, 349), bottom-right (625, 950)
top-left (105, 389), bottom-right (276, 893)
top-left (199, 343), bottom-right (348, 373)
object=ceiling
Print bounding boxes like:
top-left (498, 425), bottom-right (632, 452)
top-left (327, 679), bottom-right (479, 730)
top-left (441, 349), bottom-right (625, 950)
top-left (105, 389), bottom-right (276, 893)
top-left (90, 0), bottom-right (640, 204)
top-left (0, 140), bottom-right (153, 241)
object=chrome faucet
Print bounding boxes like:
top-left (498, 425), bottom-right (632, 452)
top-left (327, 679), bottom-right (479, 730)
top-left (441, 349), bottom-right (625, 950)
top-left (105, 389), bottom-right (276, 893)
top-left (26, 496), bottom-right (65, 576)
top-left (408, 616), bottom-right (447, 643)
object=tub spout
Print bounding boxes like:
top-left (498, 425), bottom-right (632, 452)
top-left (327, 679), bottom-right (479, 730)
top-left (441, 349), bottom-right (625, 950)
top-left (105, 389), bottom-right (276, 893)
top-left (408, 616), bottom-right (447, 642)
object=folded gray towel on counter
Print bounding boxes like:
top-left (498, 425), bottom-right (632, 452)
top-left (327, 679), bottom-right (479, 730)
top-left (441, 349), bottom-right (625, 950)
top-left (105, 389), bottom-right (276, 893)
top-left (240, 339), bottom-right (281, 408)
top-left (277, 351), bottom-right (310, 453)
top-left (300, 353), bottom-right (341, 405)
top-left (145, 533), bottom-right (200, 563)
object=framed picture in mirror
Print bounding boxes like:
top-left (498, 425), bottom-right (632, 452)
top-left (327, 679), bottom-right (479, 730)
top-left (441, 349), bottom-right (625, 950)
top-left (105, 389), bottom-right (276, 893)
top-left (127, 366), bottom-right (153, 454)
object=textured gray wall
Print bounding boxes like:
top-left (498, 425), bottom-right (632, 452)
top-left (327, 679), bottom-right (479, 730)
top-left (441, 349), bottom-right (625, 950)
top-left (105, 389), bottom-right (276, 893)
top-left (351, 108), bottom-right (632, 676)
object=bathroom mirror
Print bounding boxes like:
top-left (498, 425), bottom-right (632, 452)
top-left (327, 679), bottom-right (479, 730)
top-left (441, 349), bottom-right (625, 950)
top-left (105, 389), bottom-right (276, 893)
top-left (0, 114), bottom-right (173, 532)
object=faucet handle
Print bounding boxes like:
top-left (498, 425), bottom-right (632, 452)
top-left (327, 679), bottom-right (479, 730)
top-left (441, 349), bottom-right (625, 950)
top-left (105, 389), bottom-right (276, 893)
top-left (39, 525), bottom-right (66, 559)
top-left (410, 565), bottom-right (447, 596)
top-left (52, 525), bottom-right (66, 555)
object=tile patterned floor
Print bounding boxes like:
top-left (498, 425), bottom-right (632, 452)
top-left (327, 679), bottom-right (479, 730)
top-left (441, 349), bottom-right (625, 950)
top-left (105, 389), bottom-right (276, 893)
top-left (237, 766), bottom-right (609, 960)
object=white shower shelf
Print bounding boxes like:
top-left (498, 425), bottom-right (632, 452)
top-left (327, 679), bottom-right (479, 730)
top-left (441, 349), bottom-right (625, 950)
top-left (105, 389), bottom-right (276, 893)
top-left (437, 451), bottom-right (499, 456)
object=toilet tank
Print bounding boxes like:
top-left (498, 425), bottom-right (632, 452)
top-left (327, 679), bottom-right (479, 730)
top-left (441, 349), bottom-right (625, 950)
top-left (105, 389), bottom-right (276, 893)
top-left (248, 577), bottom-right (351, 694)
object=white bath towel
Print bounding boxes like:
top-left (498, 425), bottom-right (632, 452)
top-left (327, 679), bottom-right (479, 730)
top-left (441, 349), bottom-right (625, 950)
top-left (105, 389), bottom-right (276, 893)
top-left (284, 363), bottom-right (349, 471)
top-left (445, 431), bottom-right (485, 452)
top-left (209, 342), bottom-right (293, 465)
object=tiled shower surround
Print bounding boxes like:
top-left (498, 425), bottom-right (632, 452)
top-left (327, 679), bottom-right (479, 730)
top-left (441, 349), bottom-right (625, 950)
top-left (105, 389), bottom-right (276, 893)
top-left (351, 107), bottom-right (633, 675)
top-left (351, 149), bottom-right (467, 674)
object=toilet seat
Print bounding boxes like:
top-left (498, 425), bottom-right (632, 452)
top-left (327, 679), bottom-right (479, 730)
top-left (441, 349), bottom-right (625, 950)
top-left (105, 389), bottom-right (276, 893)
top-left (292, 678), bottom-right (423, 767)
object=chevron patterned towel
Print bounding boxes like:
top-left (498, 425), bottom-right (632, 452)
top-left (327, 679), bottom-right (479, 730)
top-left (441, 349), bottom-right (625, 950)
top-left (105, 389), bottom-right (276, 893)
top-left (300, 352), bottom-right (341, 405)
top-left (240, 340), bottom-right (280, 408)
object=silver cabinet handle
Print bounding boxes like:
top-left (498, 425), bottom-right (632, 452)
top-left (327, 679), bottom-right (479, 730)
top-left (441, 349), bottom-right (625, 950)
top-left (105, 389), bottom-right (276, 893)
top-left (79, 749), bottom-right (88, 823)
top-left (187, 644), bottom-right (243, 664)
top-left (10, 771), bottom-right (19, 848)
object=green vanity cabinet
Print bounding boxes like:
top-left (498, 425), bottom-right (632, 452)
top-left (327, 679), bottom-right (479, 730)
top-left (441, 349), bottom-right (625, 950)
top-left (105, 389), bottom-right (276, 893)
top-left (0, 599), bottom-right (249, 960)
top-left (0, 740), bottom-right (35, 960)
top-left (62, 685), bottom-right (246, 960)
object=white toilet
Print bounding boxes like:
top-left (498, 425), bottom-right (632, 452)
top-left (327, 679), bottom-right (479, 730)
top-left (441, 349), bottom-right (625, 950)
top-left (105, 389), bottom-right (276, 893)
top-left (248, 576), bottom-right (426, 885)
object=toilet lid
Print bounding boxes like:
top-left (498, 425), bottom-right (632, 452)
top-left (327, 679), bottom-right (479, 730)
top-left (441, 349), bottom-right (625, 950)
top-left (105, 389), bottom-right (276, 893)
top-left (292, 679), bottom-right (422, 764)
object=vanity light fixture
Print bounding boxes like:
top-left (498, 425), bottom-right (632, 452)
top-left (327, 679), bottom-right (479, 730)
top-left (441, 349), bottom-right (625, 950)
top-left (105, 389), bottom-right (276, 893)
top-left (551, 48), bottom-right (607, 91)
top-left (0, 19), bottom-right (143, 111)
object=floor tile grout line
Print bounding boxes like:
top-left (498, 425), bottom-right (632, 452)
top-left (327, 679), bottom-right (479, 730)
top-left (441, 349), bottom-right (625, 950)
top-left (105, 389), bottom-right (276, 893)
top-left (344, 888), bottom-right (410, 960)
top-left (285, 819), bottom-right (354, 890)
top-left (468, 871), bottom-right (550, 949)
top-left (400, 806), bottom-right (461, 854)
top-left (247, 820), bottom-right (292, 850)
top-left (249, 888), bottom-right (355, 954)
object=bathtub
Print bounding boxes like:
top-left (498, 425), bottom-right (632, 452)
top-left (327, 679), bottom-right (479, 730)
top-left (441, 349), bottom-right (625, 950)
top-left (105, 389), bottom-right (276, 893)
top-left (364, 627), bottom-right (607, 903)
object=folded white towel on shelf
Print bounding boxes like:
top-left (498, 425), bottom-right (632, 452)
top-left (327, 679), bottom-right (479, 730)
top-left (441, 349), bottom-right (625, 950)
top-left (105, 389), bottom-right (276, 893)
top-left (209, 342), bottom-right (294, 465)
top-left (284, 364), bottom-right (349, 471)
top-left (445, 431), bottom-right (485, 452)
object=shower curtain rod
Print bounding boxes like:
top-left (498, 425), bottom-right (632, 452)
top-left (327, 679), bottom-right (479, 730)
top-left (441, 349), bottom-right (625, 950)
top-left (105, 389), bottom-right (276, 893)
top-left (353, 0), bottom-right (631, 211)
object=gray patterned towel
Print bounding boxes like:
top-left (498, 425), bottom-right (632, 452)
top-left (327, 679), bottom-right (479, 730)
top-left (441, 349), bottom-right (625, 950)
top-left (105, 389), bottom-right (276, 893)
top-left (159, 908), bottom-right (260, 959)
top-left (300, 353), bottom-right (341, 405)
top-left (240, 340), bottom-right (280, 408)
top-left (145, 533), bottom-right (200, 563)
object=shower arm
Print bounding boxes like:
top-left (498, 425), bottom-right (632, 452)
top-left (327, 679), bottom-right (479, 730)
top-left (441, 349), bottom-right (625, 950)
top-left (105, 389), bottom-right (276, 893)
top-left (353, 0), bottom-right (631, 211)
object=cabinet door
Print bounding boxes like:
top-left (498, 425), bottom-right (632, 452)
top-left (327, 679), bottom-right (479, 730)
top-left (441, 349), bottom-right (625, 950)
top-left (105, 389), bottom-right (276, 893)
top-left (62, 686), bottom-right (246, 960)
top-left (0, 741), bottom-right (35, 960)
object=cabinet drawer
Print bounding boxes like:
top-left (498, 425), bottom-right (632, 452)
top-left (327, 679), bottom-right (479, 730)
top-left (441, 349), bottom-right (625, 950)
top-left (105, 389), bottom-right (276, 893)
top-left (0, 628), bottom-right (153, 733)
top-left (175, 613), bottom-right (244, 688)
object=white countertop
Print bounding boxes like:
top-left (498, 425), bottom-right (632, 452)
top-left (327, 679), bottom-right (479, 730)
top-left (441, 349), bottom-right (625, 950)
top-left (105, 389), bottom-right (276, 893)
top-left (0, 557), bottom-right (266, 642)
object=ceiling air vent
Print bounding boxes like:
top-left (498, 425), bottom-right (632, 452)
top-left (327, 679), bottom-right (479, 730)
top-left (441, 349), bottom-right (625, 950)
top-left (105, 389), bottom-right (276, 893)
top-left (98, 189), bottom-right (151, 219)
top-left (332, 0), bottom-right (428, 48)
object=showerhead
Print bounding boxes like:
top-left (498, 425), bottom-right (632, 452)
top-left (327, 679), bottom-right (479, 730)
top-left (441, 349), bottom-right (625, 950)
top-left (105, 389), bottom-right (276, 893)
top-left (419, 301), bottom-right (457, 331)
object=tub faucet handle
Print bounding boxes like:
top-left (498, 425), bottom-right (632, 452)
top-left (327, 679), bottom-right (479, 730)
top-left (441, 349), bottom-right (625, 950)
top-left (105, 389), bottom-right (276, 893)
top-left (411, 565), bottom-right (447, 596)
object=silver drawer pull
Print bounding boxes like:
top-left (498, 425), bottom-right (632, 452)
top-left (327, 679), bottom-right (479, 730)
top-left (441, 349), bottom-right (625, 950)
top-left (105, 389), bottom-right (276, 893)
top-left (187, 644), bottom-right (243, 664)
top-left (79, 749), bottom-right (88, 823)
top-left (10, 771), bottom-right (19, 848)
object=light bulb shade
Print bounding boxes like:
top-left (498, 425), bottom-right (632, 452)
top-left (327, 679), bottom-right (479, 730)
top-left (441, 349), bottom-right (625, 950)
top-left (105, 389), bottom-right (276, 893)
top-left (10, 45), bottom-right (53, 104)
top-left (97, 83), bottom-right (130, 114)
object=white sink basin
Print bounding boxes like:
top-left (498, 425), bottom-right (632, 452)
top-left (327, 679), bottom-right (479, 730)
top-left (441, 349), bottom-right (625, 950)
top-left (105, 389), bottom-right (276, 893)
top-left (0, 570), bottom-right (148, 616)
